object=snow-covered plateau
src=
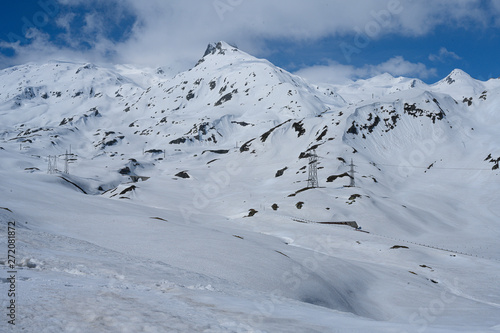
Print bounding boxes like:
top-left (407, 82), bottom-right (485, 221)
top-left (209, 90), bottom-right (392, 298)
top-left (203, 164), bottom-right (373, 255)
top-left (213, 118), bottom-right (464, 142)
top-left (1, 42), bottom-right (499, 332)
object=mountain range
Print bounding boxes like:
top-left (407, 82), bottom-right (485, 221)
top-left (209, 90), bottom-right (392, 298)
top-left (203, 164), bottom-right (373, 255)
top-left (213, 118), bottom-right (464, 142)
top-left (1, 41), bottom-right (499, 332)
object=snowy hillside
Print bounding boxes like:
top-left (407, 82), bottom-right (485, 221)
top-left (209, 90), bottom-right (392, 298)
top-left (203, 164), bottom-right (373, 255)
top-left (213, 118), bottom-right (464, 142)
top-left (1, 42), bottom-right (500, 332)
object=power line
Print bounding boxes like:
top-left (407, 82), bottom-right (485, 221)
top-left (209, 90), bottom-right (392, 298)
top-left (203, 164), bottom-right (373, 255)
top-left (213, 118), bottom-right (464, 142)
top-left (357, 161), bottom-right (493, 171)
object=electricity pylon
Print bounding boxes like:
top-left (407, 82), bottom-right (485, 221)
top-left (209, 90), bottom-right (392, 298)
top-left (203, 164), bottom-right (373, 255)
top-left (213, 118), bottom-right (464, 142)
top-left (47, 155), bottom-right (58, 174)
top-left (307, 150), bottom-right (319, 188)
top-left (349, 158), bottom-right (356, 187)
top-left (62, 147), bottom-right (77, 174)
top-left (64, 150), bottom-right (69, 174)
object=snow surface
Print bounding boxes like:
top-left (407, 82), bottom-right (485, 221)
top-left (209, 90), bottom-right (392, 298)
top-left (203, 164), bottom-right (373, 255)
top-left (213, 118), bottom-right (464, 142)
top-left (1, 41), bottom-right (500, 332)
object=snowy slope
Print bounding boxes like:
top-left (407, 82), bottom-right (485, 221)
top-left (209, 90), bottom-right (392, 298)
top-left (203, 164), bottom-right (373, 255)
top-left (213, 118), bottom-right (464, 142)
top-left (1, 42), bottom-right (500, 332)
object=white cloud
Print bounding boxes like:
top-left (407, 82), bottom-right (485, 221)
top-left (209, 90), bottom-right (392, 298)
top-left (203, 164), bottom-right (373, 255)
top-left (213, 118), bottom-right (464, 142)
top-left (489, 0), bottom-right (500, 25)
top-left (295, 56), bottom-right (437, 85)
top-left (293, 62), bottom-right (360, 85)
top-left (429, 47), bottom-right (462, 62)
top-left (370, 56), bottom-right (437, 78)
top-left (109, 0), bottom-right (490, 68)
top-left (0, 0), bottom-right (494, 72)
top-left (55, 13), bottom-right (75, 31)
top-left (0, 28), bottom-right (108, 68)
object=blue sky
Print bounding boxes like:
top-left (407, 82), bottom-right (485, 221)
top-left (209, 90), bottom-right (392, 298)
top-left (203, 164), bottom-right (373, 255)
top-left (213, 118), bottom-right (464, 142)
top-left (1, 0), bottom-right (499, 84)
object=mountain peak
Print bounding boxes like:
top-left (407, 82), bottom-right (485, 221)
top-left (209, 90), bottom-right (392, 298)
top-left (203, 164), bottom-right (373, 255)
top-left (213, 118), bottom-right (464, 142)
top-left (442, 69), bottom-right (472, 85)
top-left (431, 68), bottom-right (486, 99)
top-left (195, 41), bottom-right (254, 68)
top-left (203, 41), bottom-right (238, 57)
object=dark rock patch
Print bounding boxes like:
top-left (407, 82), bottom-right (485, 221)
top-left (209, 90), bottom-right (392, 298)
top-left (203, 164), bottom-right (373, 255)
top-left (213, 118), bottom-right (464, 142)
top-left (275, 167), bottom-right (288, 177)
top-left (202, 150), bottom-right (229, 155)
top-left (175, 171), bottom-right (190, 179)
top-left (327, 173), bottom-right (351, 182)
top-left (292, 121), bottom-right (306, 137)
top-left (260, 120), bottom-right (292, 142)
top-left (214, 93), bottom-right (233, 106)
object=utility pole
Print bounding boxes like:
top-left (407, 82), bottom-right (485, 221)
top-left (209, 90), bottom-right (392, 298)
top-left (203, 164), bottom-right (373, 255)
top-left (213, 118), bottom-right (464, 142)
top-left (349, 158), bottom-right (356, 187)
top-left (307, 149), bottom-right (319, 188)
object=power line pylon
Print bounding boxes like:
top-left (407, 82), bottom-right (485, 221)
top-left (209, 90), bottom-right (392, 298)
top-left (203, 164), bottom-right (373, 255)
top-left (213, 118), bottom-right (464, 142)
top-left (349, 158), bottom-right (356, 187)
top-left (64, 150), bottom-right (69, 174)
top-left (47, 155), bottom-right (58, 174)
top-left (307, 149), bottom-right (319, 188)
top-left (62, 146), bottom-right (77, 174)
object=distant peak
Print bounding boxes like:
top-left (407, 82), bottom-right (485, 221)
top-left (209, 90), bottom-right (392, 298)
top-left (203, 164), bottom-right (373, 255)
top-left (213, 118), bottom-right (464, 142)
top-left (374, 72), bottom-right (395, 80)
top-left (75, 63), bottom-right (97, 74)
top-left (449, 68), bottom-right (468, 76)
top-left (203, 43), bottom-right (218, 57)
top-left (203, 41), bottom-right (238, 57)
top-left (380, 72), bottom-right (395, 78)
top-left (443, 69), bottom-right (471, 84)
top-left (195, 41), bottom-right (248, 67)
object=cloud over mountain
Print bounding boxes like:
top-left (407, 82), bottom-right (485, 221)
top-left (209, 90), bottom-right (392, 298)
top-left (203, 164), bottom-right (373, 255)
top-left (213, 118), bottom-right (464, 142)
top-left (0, 0), bottom-right (497, 77)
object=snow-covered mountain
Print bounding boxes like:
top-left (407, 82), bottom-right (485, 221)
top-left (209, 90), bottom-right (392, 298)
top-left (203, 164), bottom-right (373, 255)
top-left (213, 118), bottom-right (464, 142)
top-left (1, 42), bottom-right (499, 332)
